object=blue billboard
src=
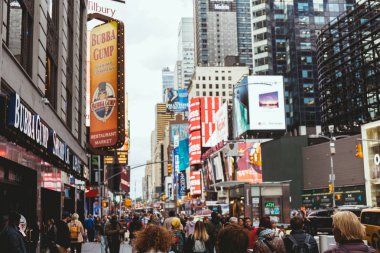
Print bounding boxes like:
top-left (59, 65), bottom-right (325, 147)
top-left (165, 89), bottom-right (188, 113)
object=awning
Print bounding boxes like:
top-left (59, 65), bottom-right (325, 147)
top-left (210, 181), bottom-right (249, 188)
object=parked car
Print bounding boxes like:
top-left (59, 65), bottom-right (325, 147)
top-left (307, 205), bottom-right (367, 235)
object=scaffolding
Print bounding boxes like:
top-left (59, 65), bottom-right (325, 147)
top-left (317, 0), bottom-right (380, 134)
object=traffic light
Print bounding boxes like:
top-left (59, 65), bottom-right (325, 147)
top-left (125, 199), bottom-right (132, 207)
top-left (168, 164), bottom-right (172, 175)
top-left (356, 143), bottom-right (363, 158)
top-left (328, 183), bottom-right (333, 193)
top-left (249, 154), bottom-right (254, 165)
top-left (102, 201), bottom-right (108, 208)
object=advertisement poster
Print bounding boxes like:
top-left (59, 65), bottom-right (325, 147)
top-left (190, 170), bottom-right (202, 196)
top-left (165, 89), bottom-right (188, 113)
top-left (237, 142), bottom-right (263, 183)
top-left (201, 97), bottom-right (220, 147)
top-left (247, 75), bottom-right (286, 130)
top-left (209, 0), bottom-right (236, 12)
top-left (178, 172), bottom-right (187, 198)
top-left (233, 80), bottom-right (249, 138)
top-left (89, 22), bottom-right (119, 148)
top-left (170, 124), bottom-right (189, 145)
top-left (189, 131), bottom-right (202, 165)
top-left (210, 102), bottom-right (229, 146)
top-left (189, 98), bottom-right (201, 132)
top-left (179, 138), bottom-right (189, 172)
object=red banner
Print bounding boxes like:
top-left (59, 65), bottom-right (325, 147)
top-left (85, 185), bottom-right (99, 198)
top-left (201, 97), bottom-right (220, 147)
top-left (189, 130), bottom-right (202, 165)
top-left (190, 170), bottom-right (202, 196)
top-left (189, 98), bottom-right (201, 132)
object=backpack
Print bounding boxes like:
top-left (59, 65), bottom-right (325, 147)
top-left (171, 231), bottom-right (184, 253)
top-left (69, 222), bottom-right (79, 241)
top-left (193, 238), bottom-right (206, 253)
top-left (287, 234), bottom-right (312, 253)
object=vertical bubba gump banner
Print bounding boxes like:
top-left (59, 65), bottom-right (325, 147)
top-left (90, 21), bottom-right (123, 149)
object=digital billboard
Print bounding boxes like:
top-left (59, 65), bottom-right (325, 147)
top-left (247, 76), bottom-right (286, 130)
top-left (209, 0), bottom-right (236, 12)
top-left (233, 79), bottom-right (249, 137)
top-left (165, 89), bottom-right (188, 113)
top-left (237, 142), bottom-right (263, 184)
top-left (89, 21), bottom-right (124, 149)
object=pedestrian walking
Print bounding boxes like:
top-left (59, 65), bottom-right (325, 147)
top-left (0, 212), bottom-right (28, 253)
top-left (68, 213), bottom-right (85, 253)
top-left (133, 224), bottom-right (172, 253)
top-left (323, 211), bottom-right (376, 253)
top-left (128, 214), bottom-right (143, 245)
top-left (98, 215), bottom-right (109, 253)
top-left (184, 221), bottom-right (210, 253)
top-left (46, 218), bottom-right (58, 253)
top-left (216, 224), bottom-right (249, 253)
top-left (56, 212), bottom-right (71, 253)
top-left (244, 217), bottom-right (258, 251)
top-left (105, 214), bottom-right (125, 253)
top-left (84, 215), bottom-right (95, 242)
top-left (164, 210), bottom-right (183, 231)
top-left (238, 218), bottom-right (244, 227)
top-left (283, 216), bottom-right (318, 253)
top-left (252, 216), bottom-right (286, 253)
top-left (170, 217), bottom-right (185, 253)
top-left (94, 216), bottom-right (101, 242)
top-left (204, 212), bottom-right (222, 253)
top-left (184, 216), bottom-right (196, 238)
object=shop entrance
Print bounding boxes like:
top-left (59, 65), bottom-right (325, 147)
top-left (41, 188), bottom-right (61, 222)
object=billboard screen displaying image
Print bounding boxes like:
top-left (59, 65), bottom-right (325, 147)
top-left (165, 88), bottom-right (188, 113)
top-left (237, 142), bottom-right (262, 184)
top-left (248, 76), bottom-right (285, 130)
top-left (233, 78), bottom-right (249, 137)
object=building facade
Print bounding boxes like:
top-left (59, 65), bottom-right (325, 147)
top-left (317, 0), bottom-right (380, 134)
top-left (193, 0), bottom-right (239, 66)
top-left (176, 17), bottom-right (194, 89)
top-left (188, 66), bottom-right (249, 104)
top-left (162, 67), bottom-right (174, 102)
top-left (0, 0), bottom-right (88, 225)
top-left (236, 0), bottom-right (253, 70)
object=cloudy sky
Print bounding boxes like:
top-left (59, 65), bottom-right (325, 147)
top-left (124, 0), bottom-right (193, 198)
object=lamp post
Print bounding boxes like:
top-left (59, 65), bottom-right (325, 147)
top-left (310, 126), bottom-right (349, 208)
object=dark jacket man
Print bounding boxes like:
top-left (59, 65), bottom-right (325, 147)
top-left (283, 216), bottom-right (318, 253)
top-left (0, 212), bottom-right (28, 253)
top-left (56, 212), bottom-right (71, 250)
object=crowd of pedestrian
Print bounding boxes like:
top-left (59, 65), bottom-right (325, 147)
top-left (0, 210), bottom-right (376, 253)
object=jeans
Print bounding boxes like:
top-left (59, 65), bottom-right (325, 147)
top-left (100, 235), bottom-right (108, 253)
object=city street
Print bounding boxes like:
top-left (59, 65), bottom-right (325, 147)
top-left (82, 242), bottom-right (132, 253)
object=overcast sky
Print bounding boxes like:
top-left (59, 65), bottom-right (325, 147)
top-left (125, 0), bottom-right (193, 198)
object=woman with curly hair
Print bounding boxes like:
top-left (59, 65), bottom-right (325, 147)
top-left (133, 224), bottom-right (172, 253)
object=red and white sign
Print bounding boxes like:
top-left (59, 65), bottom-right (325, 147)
top-left (189, 130), bottom-right (202, 165)
top-left (189, 98), bottom-right (201, 132)
top-left (190, 170), bottom-right (202, 196)
top-left (41, 171), bottom-right (62, 192)
top-left (201, 97), bottom-right (220, 147)
top-left (85, 185), bottom-right (99, 198)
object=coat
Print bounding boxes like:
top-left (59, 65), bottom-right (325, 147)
top-left (56, 220), bottom-right (70, 248)
top-left (0, 224), bottom-right (28, 253)
top-left (324, 241), bottom-right (376, 253)
top-left (283, 229), bottom-right (319, 253)
top-left (252, 232), bottom-right (286, 253)
top-left (184, 235), bottom-right (211, 253)
top-left (68, 220), bottom-right (85, 243)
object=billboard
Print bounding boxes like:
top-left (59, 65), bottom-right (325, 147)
top-left (209, 0), bottom-right (236, 12)
top-left (247, 76), bottom-right (286, 130)
top-left (237, 142), bottom-right (263, 184)
top-left (209, 102), bottom-right (229, 146)
top-left (179, 138), bottom-right (189, 172)
top-left (89, 21), bottom-right (124, 149)
top-left (201, 97), bottom-right (220, 147)
top-left (190, 170), bottom-right (202, 196)
top-left (189, 98), bottom-right (201, 132)
top-left (189, 130), bottom-right (202, 165)
top-left (233, 76), bottom-right (285, 137)
top-left (170, 124), bottom-right (189, 145)
top-left (165, 89), bottom-right (188, 113)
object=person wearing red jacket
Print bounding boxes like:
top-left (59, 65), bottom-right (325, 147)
top-left (244, 217), bottom-right (257, 250)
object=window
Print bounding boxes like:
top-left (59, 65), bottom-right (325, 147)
top-left (196, 84), bottom-right (200, 89)
top-left (46, 54), bottom-right (58, 109)
top-left (303, 83), bottom-right (314, 93)
top-left (298, 3), bottom-right (309, 12)
top-left (216, 92), bottom-right (219, 96)
top-left (300, 42), bottom-right (312, 50)
top-left (202, 76), bottom-right (206, 80)
top-left (304, 98), bottom-right (315, 105)
top-left (215, 76), bottom-right (219, 81)
top-left (229, 84), bottom-right (232, 89)
top-left (299, 16), bottom-right (310, 25)
top-left (209, 84), bottom-right (213, 89)
top-left (222, 84), bottom-right (226, 89)
top-left (203, 92), bottom-right (206, 96)
top-left (301, 56), bottom-right (313, 64)
top-left (328, 4), bottom-right (340, 12)
top-left (300, 29), bottom-right (311, 38)
top-left (313, 0), bottom-right (324, 12)
top-left (66, 0), bottom-right (74, 128)
top-left (302, 70), bottom-right (312, 78)
top-left (4, 0), bottom-right (34, 75)
top-left (314, 16), bottom-right (325, 25)
top-left (203, 84), bottom-right (206, 89)
top-left (47, 0), bottom-right (59, 27)
top-left (209, 92), bottom-right (213, 96)
top-left (228, 76), bottom-right (232, 81)
top-left (222, 91), bottom-right (226, 96)
top-left (196, 91), bottom-right (200, 96)
top-left (222, 76), bottom-right (225, 81)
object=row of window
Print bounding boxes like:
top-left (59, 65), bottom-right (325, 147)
top-left (197, 76), bottom-right (233, 81)
top-left (195, 91), bottom-right (233, 97)
top-left (195, 83), bottom-right (233, 89)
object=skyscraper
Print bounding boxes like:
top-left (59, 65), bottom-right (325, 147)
top-left (176, 18), bottom-right (194, 89)
top-left (162, 67), bottom-right (174, 102)
top-left (236, 0), bottom-right (253, 70)
top-left (251, 0), bottom-right (355, 135)
top-left (194, 0), bottom-right (239, 66)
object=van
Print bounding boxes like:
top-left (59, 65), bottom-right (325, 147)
top-left (360, 208), bottom-right (380, 251)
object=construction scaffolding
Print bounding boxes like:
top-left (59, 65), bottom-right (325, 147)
top-left (317, 0), bottom-right (380, 134)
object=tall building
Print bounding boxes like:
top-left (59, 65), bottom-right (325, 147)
top-left (0, 0), bottom-right (88, 223)
top-left (236, 0), bottom-right (253, 70)
top-left (317, 0), bottom-right (380, 134)
top-left (176, 18), bottom-right (194, 89)
top-left (162, 67), bottom-right (174, 102)
top-left (188, 66), bottom-right (249, 104)
top-left (155, 103), bottom-right (176, 144)
top-left (250, 0), bottom-right (355, 135)
top-left (193, 0), bottom-right (239, 66)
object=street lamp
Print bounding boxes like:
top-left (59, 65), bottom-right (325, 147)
top-left (310, 125), bottom-right (349, 207)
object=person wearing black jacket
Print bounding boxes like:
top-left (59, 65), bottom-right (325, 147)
top-left (283, 216), bottom-right (319, 253)
top-left (0, 212), bottom-right (28, 253)
top-left (56, 212), bottom-right (71, 253)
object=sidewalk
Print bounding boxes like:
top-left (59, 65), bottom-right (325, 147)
top-left (82, 242), bottom-right (132, 253)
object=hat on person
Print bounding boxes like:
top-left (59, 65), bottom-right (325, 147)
top-left (171, 217), bottom-right (181, 229)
